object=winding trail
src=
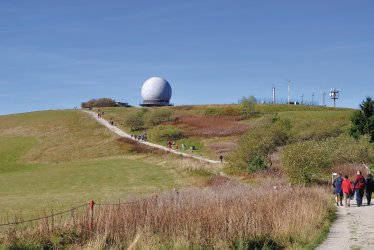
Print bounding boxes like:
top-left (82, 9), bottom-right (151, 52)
top-left (82, 110), bottom-right (221, 164)
top-left (317, 197), bottom-right (374, 250)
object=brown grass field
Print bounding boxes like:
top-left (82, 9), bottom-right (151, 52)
top-left (1, 177), bottom-right (334, 249)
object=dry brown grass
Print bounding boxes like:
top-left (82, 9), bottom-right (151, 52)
top-left (174, 115), bottom-right (249, 137)
top-left (331, 163), bottom-right (369, 180)
top-left (1, 179), bottom-right (333, 249)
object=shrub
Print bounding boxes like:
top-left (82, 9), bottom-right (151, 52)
top-left (239, 96), bottom-right (257, 119)
top-left (94, 98), bottom-right (117, 107)
top-left (148, 125), bottom-right (184, 142)
top-left (283, 135), bottom-right (374, 185)
top-left (227, 119), bottom-right (290, 170)
top-left (81, 98), bottom-right (117, 108)
top-left (125, 110), bottom-right (147, 131)
top-left (283, 140), bottom-right (331, 185)
top-left (248, 156), bottom-right (267, 173)
top-left (144, 109), bottom-right (173, 126)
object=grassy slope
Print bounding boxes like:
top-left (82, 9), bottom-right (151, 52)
top-left (0, 105), bottom-right (353, 248)
top-left (0, 110), bottom-right (195, 219)
top-left (97, 105), bottom-right (354, 158)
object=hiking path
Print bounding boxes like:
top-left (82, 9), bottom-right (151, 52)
top-left (82, 110), bottom-right (221, 164)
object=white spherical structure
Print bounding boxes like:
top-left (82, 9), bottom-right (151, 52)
top-left (140, 77), bottom-right (172, 106)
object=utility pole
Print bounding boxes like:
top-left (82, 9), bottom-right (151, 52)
top-left (312, 91), bottom-right (315, 106)
top-left (301, 93), bottom-right (304, 105)
top-left (322, 92), bottom-right (326, 106)
top-left (287, 80), bottom-right (291, 104)
top-left (272, 86), bottom-right (276, 104)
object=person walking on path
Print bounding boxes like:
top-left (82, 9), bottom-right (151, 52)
top-left (342, 175), bottom-right (353, 207)
top-left (354, 171), bottom-right (366, 207)
top-left (365, 173), bottom-right (374, 205)
top-left (333, 173), bottom-right (343, 206)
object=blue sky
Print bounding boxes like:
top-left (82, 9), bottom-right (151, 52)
top-left (0, 0), bottom-right (373, 115)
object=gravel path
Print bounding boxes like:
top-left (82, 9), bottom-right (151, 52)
top-left (317, 197), bottom-right (374, 250)
top-left (82, 110), bottom-right (221, 164)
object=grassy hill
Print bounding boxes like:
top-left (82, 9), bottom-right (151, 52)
top-left (1, 104), bottom-right (372, 249)
top-left (0, 110), bottom-right (208, 220)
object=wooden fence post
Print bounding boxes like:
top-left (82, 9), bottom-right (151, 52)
top-left (89, 200), bottom-right (95, 231)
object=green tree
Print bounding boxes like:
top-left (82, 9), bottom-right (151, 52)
top-left (350, 97), bottom-right (374, 142)
top-left (239, 96), bottom-right (257, 118)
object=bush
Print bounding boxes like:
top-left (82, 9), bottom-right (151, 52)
top-left (228, 119), bottom-right (290, 170)
top-left (248, 156), bottom-right (268, 173)
top-left (239, 96), bottom-right (257, 119)
top-left (148, 125), bottom-right (185, 142)
top-left (283, 135), bottom-right (374, 185)
top-left (125, 110), bottom-right (147, 131)
top-left (144, 109), bottom-right (173, 126)
top-left (81, 98), bottom-right (117, 108)
top-left (283, 141), bottom-right (331, 185)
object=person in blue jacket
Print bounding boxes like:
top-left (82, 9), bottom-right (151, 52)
top-left (333, 173), bottom-right (343, 206)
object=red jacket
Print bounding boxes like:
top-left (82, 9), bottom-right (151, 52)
top-left (342, 179), bottom-right (353, 194)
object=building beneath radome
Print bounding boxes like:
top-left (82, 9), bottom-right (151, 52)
top-left (140, 77), bottom-right (173, 107)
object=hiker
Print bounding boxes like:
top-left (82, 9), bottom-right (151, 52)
top-left (342, 175), bottom-right (353, 207)
top-left (333, 173), bottom-right (343, 206)
top-left (354, 171), bottom-right (366, 207)
top-left (181, 143), bottom-right (186, 151)
top-left (219, 155), bottom-right (223, 163)
top-left (366, 174), bottom-right (374, 205)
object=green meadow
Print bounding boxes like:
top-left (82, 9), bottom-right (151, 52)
top-left (0, 110), bottom-right (184, 220)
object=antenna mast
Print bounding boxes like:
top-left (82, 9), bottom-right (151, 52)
top-left (329, 89), bottom-right (339, 108)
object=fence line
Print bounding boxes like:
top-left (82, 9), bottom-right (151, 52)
top-left (0, 196), bottom-right (158, 228)
top-left (0, 203), bottom-right (88, 227)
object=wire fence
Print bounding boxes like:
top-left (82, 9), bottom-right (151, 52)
top-left (0, 197), bottom-right (154, 229)
top-left (0, 203), bottom-right (88, 227)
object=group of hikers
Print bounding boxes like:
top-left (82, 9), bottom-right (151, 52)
top-left (333, 171), bottom-right (374, 207)
top-left (131, 133), bottom-right (147, 141)
top-left (167, 141), bottom-right (197, 152)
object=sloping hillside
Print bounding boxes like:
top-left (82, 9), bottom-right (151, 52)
top-left (0, 110), bottom-right (205, 218)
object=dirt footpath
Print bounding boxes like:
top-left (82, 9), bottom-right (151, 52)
top-left (317, 197), bottom-right (374, 250)
top-left (82, 110), bottom-right (221, 164)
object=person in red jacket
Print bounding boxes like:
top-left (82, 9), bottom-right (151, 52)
top-left (342, 175), bottom-right (353, 207)
top-left (354, 171), bottom-right (366, 207)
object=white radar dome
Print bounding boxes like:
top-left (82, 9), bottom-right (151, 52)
top-left (141, 77), bottom-right (172, 106)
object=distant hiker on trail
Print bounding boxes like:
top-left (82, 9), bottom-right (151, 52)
top-left (167, 140), bottom-right (172, 149)
top-left (181, 143), bottom-right (186, 151)
top-left (219, 155), bottom-right (223, 163)
top-left (365, 174), bottom-right (374, 205)
top-left (354, 171), bottom-right (366, 207)
top-left (342, 175), bottom-right (353, 207)
top-left (333, 173), bottom-right (343, 206)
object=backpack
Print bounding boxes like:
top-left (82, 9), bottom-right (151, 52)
top-left (356, 177), bottom-right (365, 190)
